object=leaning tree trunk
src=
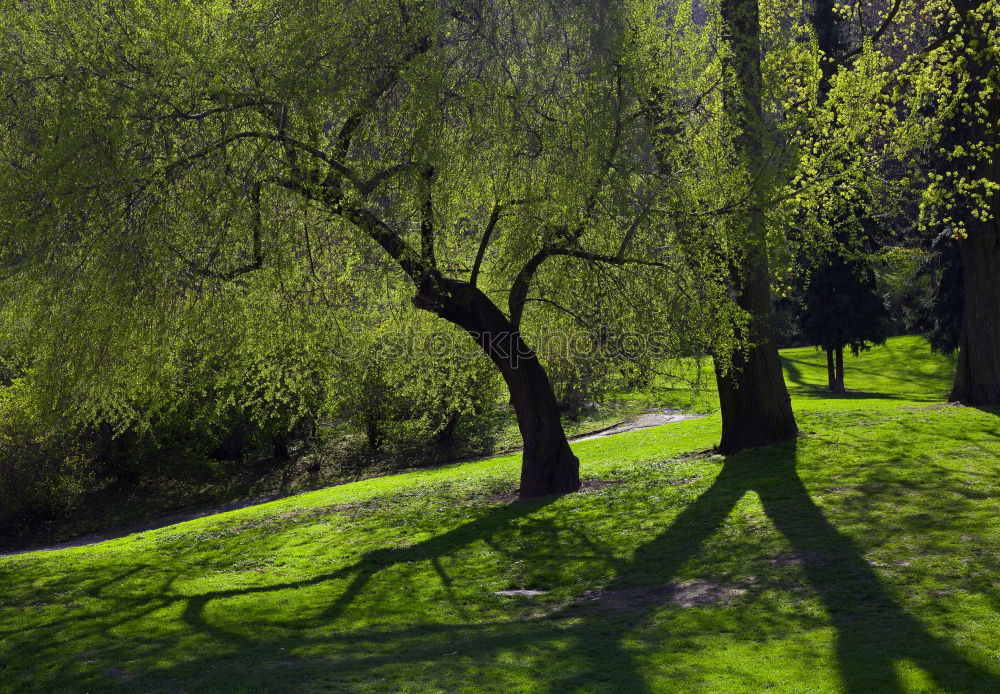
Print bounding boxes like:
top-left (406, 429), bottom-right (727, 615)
top-left (947, 1), bottom-right (1000, 406)
top-left (413, 278), bottom-right (580, 497)
top-left (715, 0), bottom-right (798, 454)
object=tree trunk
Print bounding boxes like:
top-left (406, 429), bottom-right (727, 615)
top-left (834, 346), bottom-right (845, 392)
top-left (435, 411), bottom-right (462, 443)
top-left (715, 0), bottom-right (798, 454)
top-left (947, 2), bottom-right (1000, 405)
top-left (715, 253), bottom-right (798, 453)
top-left (413, 278), bottom-right (580, 497)
top-left (951, 224), bottom-right (1000, 404)
top-left (826, 348), bottom-right (836, 390)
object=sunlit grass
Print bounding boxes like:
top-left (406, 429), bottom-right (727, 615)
top-left (2, 336), bottom-right (998, 693)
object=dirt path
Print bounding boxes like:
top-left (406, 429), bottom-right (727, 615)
top-left (1, 409), bottom-right (705, 558)
top-left (569, 410), bottom-right (704, 442)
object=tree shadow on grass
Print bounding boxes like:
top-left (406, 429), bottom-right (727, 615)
top-left (751, 443), bottom-right (997, 693)
top-left (548, 440), bottom-right (1000, 693)
top-left (781, 355), bottom-right (807, 387)
top-left (781, 352), bottom-right (953, 402)
top-left (15, 448), bottom-right (1000, 693)
top-left (176, 492), bottom-right (567, 643)
top-left (781, 357), bottom-right (932, 401)
top-left (970, 405), bottom-right (1000, 421)
top-left (157, 445), bottom-right (1000, 693)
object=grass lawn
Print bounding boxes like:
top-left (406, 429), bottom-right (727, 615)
top-left (2, 336), bottom-right (999, 693)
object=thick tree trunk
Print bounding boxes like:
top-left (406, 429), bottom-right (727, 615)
top-left (413, 278), bottom-right (580, 497)
top-left (950, 224), bottom-right (1000, 404)
top-left (715, 251), bottom-right (798, 453)
top-left (834, 346), bottom-right (845, 392)
top-left (715, 0), bottom-right (798, 454)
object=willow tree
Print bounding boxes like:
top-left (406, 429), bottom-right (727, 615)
top-left (0, 0), bottom-right (717, 496)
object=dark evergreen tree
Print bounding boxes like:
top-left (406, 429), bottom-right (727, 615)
top-left (914, 229), bottom-right (964, 356)
top-left (800, 228), bottom-right (891, 392)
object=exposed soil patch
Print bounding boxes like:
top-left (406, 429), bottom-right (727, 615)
top-left (579, 579), bottom-right (750, 612)
top-left (902, 402), bottom-right (963, 412)
top-left (770, 551), bottom-right (829, 568)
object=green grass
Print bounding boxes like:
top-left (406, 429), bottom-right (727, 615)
top-left (2, 336), bottom-right (999, 693)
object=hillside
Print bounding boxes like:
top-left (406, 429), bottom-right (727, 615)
top-left (2, 336), bottom-right (999, 693)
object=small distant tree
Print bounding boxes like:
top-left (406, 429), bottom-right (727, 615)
top-left (799, 231), bottom-right (891, 392)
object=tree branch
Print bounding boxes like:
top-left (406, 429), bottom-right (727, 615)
top-left (522, 297), bottom-right (596, 330)
top-left (333, 36), bottom-right (432, 159)
top-left (549, 248), bottom-right (671, 270)
top-left (508, 246), bottom-right (553, 329)
top-left (419, 164), bottom-right (437, 269)
top-left (471, 201), bottom-right (502, 287)
top-left (469, 197), bottom-right (546, 287)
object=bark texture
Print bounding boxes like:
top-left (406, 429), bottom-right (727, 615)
top-left (715, 0), bottom-right (797, 453)
top-left (715, 250), bottom-right (798, 453)
top-left (413, 278), bottom-right (581, 497)
top-left (951, 225), bottom-right (1000, 404)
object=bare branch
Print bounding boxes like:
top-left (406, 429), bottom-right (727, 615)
top-left (469, 196), bottom-right (547, 287)
top-left (333, 36), bottom-right (432, 158)
top-left (508, 246), bottom-right (553, 329)
top-left (549, 248), bottom-right (671, 270)
top-left (158, 131), bottom-right (359, 189)
top-left (470, 200), bottom-right (502, 287)
top-left (419, 165), bottom-right (437, 269)
top-left (156, 99), bottom-right (284, 121)
top-left (835, 0), bottom-right (903, 65)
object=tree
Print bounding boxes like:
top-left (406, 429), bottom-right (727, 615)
top-left (0, 1), bottom-right (718, 497)
top-left (936, 0), bottom-right (1000, 404)
top-left (799, 237), bottom-right (891, 392)
top-left (712, 0), bottom-right (798, 452)
top-left (827, 0), bottom-right (999, 404)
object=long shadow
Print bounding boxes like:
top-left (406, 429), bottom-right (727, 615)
top-left (970, 405), bottom-right (1000, 421)
top-left (755, 444), bottom-right (997, 692)
top-left (780, 357), bottom-right (933, 401)
top-left (781, 356), bottom-right (807, 387)
top-left (178, 493), bottom-right (565, 643)
top-left (533, 440), bottom-right (1000, 693)
top-left (171, 444), bottom-right (1000, 692)
top-left (22, 447), bottom-right (1000, 693)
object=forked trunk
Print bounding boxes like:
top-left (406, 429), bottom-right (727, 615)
top-left (413, 278), bottom-right (580, 497)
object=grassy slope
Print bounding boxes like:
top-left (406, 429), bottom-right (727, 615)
top-left (2, 336), bottom-right (999, 693)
